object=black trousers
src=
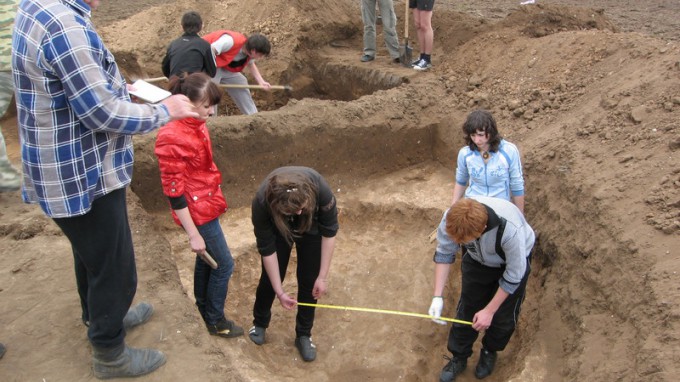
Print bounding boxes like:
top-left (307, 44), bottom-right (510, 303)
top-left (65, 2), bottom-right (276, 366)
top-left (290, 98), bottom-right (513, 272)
top-left (448, 253), bottom-right (530, 358)
top-left (252, 233), bottom-right (322, 338)
top-left (53, 188), bottom-right (136, 348)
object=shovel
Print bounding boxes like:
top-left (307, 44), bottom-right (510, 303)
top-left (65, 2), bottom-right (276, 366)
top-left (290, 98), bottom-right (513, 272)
top-left (143, 77), bottom-right (293, 91)
top-left (399, 0), bottom-right (413, 67)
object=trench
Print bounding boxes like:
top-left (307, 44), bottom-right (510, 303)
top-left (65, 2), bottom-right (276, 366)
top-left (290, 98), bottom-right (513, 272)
top-left (126, 51), bottom-right (575, 381)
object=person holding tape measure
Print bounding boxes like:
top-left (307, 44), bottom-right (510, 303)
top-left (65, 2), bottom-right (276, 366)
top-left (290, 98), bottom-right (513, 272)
top-left (430, 196), bottom-right (535, 382)
top-left (249, 166), bottom-right (339, 362)
top-left (154, 72), bottom-right (244, 340)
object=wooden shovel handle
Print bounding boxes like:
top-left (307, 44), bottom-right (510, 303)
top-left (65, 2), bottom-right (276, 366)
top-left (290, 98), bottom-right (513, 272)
top-left (142, 77), bottom-right (291, 91)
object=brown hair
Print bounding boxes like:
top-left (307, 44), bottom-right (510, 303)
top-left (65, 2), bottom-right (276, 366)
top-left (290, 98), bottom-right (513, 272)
top-left (445, 199), bottom-right (488, 243)
top-left (462, 109), bottom-right (502, 152)
top-left (265, 171), bottom-right (318, 244)
top-left (167, 72), bottom-right (222, 106)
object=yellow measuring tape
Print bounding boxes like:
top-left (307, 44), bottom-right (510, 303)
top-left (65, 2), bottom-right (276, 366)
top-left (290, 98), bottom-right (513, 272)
top-left (297, 302), bottom-right (473, 325)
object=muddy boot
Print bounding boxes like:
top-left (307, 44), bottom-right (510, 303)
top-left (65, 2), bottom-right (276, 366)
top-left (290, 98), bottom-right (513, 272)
top-left (440, 356), bottom-right (466, 382)
top-left (474, 348), bottom-right (497, 379)
top-left (123, 302), bottom-right (154, 331)
top-left (92, 343), bottom-right (166, 379)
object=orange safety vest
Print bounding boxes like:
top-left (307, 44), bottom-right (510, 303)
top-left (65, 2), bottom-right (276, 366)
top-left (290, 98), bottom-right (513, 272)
top-left (202, 30), bottom-right (249, 72)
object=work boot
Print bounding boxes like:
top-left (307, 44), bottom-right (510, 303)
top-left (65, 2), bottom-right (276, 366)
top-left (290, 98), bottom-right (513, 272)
top-left (295, 336), bottom-right (317, 362)
top-left (123, 302), bottom-right (154, 331)
top-left (206, 318), bottom-right (244, 338)
top-left (0, 342), bottom-right (6, 359)
top-left (474, 348), bottom-right (497, 379)
top-left (248, 326), bottom-right (266, 345)
top-left (92, 343), bottom-right (166, 379)
top-left (83, 302), bottom-right (154, 331)
top-left (0, 162), bottom-right (21, 192)
top-left (440, 355), bottom-right (467, 382)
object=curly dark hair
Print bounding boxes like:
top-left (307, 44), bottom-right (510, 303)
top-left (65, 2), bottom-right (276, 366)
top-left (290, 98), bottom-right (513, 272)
top-left (462, 109), bottom-right (502, 152)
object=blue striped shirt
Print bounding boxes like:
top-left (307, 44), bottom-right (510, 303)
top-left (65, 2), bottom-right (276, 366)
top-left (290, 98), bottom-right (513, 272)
top-left (12, 0), bottom-right (170, 217)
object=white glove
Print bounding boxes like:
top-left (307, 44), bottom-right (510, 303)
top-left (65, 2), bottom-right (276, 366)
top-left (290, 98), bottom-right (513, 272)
top-left (428, 296), bottom-right (447, 325)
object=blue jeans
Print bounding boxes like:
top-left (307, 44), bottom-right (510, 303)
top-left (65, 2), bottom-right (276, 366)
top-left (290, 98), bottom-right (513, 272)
top-left (194, 218), bottom-right (235, 325)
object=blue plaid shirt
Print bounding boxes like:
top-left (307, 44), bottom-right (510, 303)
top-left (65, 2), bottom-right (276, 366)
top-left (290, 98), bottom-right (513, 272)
top-left (12, 0), bottom-right (170, 217)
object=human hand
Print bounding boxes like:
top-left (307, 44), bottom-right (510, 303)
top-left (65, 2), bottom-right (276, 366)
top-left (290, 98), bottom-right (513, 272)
top-left (259, 81), bottom-right (272, 91)
top-left (162, 94), bottom-right (199, 120)
top-left (428, 297), bottom-right (447, 325)
top-left (312, 278), bottom-right (328, 299)
top-left (277, 291), bottom-right (297, 310)
top-left (188, 233), bottom-right (206, 254)
top-left (472, 309), bottom-right (494, 332)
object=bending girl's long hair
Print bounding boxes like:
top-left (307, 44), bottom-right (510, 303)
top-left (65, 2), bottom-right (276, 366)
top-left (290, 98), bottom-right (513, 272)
top-left (265, 171), bottom-right (318, 244)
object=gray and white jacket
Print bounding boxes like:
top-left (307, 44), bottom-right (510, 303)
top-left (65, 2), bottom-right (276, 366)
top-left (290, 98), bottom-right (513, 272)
top-left (434, 196), bottom-right (535, 294)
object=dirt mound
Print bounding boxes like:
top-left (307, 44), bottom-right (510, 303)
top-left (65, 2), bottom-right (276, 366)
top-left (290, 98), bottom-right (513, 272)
top-left (1, 1), bottom-right (679, 381)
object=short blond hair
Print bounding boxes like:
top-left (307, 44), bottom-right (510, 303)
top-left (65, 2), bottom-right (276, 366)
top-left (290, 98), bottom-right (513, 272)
top-left (446, 199), bottom-right (488, 243)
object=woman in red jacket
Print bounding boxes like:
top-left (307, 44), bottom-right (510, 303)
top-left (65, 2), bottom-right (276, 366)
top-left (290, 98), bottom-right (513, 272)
top-left (154, 72), bottom-right (243, 339)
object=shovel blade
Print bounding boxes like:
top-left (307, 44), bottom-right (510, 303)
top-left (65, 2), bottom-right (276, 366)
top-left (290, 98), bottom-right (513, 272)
top-left (400, 41), bottom-right (413, 67)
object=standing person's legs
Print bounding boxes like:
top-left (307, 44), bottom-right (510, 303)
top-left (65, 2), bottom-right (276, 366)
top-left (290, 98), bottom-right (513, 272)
top-left (194, 218), bottom-right (235, 324)
top-left (0, 72), bottom-right (21, 192)
top-left (53, 188), bottom-right (137, 349)
top-left (448, 254), bottom-right (501, 359)
top-left (52, 188), bottom-right (165, 378)
top-left (361, 0), bottom-right (378, 60)
top-left (252, 235), bottom-right (293, 329)
top-left (378, 0), bottom-right (400, 59)
top-left (214, 68), bottom-right (258, 115)
top-left (293, 234), bottom-right (322, 338)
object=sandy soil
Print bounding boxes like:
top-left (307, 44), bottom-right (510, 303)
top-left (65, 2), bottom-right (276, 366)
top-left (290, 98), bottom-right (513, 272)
top-left (1, 1), bottom-right (679, 381)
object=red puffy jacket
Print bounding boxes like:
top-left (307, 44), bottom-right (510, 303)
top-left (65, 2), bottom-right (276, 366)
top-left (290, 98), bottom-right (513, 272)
top-left (154, 117), bottom-right (228, 226)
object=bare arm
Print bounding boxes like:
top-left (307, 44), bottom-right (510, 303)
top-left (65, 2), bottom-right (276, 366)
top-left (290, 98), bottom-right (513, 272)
top-left (472, 287), bottom-right (510, 331)
top-left (174, 207), bottom-right (205, 254)
top-left (433, 262), bottom-right (451, 297)
top-left (511, 195), bottom-right (525, 214)
top-left (452, 182), bottom-right (467, 205)
top-left (313, 236), bottom-right (336, 299)
top-left (247, 62), bottom-right (271, 90)
top-left (262, 254), bottom-right (297, 309)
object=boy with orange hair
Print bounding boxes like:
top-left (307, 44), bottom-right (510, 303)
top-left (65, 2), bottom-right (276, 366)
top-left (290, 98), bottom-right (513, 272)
top-left (429, 197), bottom-right (535, 382)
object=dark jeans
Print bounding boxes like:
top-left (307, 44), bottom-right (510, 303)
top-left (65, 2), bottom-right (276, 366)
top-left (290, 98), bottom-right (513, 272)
top-left (448, 253), bottom-right (531, 359)
top-left (52, 188), bottom-right (136, 348)
top-left (252, 233), bottom-right (322, 338)
top-left (194, 218), bottom-right (235, 325)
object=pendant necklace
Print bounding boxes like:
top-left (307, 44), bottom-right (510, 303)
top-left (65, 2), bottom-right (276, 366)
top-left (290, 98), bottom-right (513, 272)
top-left (482, 151), bottom-right (490, 160)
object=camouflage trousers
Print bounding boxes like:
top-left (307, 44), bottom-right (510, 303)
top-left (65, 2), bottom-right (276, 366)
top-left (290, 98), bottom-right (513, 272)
top-left (0, 71), bottom-right (13, 166)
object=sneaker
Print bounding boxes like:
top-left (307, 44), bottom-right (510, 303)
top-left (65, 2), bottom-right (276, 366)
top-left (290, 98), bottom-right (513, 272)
top-left (413, 59), bottom-right (433, 71)
top-left (440, 355), bottom-right (467, 382)
top-left (474, 348), bottom-right (497, 379)
top-left (360, 54), bottom-right (375, 62)
top-left (410, 58), bottom-right (422, 67)
top-left (248, 326), bottom-right (266, 345)
top-left (294, 336), bottom-right (317, 362)
top-left (0, 163), bottom-right (21, 192)
top-left (206, 318), bottom-right (244, 338)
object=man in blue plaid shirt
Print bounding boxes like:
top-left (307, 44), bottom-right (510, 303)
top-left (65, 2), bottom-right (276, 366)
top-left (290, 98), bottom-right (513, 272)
top-left (12, 0), bottom-right (197, 378)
